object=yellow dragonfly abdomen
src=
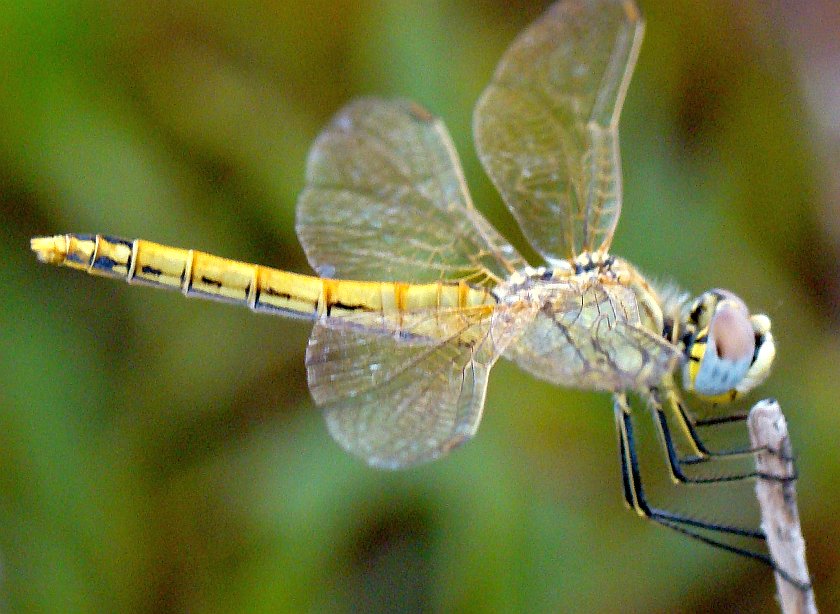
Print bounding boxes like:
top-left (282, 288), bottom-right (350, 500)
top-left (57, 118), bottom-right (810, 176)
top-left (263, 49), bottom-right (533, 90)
top-left (30, 234), bottom-right (496, 335)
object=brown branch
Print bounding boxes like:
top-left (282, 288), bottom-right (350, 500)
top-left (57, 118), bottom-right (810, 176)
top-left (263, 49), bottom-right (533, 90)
top-left (748, 399), bottom-right (817, 614)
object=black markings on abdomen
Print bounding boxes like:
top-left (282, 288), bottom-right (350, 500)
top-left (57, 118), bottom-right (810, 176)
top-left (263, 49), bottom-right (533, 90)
top-left (91, 255), bottom-right (119, 272)
top-left (102, 235), bottom-right (132, 247)
top-left (326, 301), bottom-right (368, 316)
top-left (263, 286), bottom-right (292, 301)
top-left (200, 276), bottom-right (223, 288)
top-left (66, 250), bottom-right (86, 266)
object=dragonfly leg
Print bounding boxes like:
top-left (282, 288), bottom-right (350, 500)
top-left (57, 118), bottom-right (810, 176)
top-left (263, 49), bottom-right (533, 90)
top-left (656, 388), bottom-right (796, 472)
top-left (613, 394), bottom-right (767, 543)
top-left (614, 393), bottom-right (811, 591)
top-left (648, 399), bottom-right (794, 485)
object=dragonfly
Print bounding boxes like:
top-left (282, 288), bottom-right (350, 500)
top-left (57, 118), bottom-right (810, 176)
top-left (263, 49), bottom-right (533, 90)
top-left (31, 0), bottom-right (801, 585)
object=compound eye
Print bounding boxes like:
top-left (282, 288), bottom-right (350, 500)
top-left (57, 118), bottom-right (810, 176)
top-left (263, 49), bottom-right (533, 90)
top-left (709, 299), bottom-right (755, 363)
top-left (688, 298), bottom-right (755, 398)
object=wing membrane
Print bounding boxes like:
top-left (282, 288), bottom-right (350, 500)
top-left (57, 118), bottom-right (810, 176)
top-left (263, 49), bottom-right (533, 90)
top-left (297, 98), bottom-right (526, 287)
top-left (307, 325), bottom-right (490, 469)
top-left (474, 0), bottom-right (644, 262)
top-left (306, 305), bottom-right (518, 469)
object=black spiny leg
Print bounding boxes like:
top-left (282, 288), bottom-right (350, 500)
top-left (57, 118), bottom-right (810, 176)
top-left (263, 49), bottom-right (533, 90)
top-left (616, 393), bottom-right (810, 591)
top-left (614, 396), bottom-right (638, 512)
top-left (645, 390), bottom-right (792, 485)
top-left (612, 393), bottom-right (776, 558)
top-left (659, 387), bottom-right (769, 467)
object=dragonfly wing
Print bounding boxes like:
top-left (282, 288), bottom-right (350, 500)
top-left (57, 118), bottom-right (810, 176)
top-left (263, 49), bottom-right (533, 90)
top-left (591, 317), bottom-right (683, 390)
top-left (305, 304), bottom-right (526, 469)
top-left (474, 0), bottom-right (644, 262)
top-left (505, 281), bottom-right (680, 391)
top-left (297, 98), bottom-right (526, 287)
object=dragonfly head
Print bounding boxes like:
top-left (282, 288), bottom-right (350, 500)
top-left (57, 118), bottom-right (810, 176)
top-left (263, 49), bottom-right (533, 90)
top-left (680, 289), bottom-right (775, 403)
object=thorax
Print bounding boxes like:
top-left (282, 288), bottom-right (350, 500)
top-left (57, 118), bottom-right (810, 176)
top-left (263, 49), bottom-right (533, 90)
top-left (493, 252), bottom-right (684, 392)
top-left (496, 252), bottom-right (670, 336)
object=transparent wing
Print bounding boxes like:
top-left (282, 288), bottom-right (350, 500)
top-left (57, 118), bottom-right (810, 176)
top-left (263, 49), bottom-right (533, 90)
top-left (305, 304), bottom-right (526, 469)
top-left (592, 318), bottom-right (682, 390)
top-left (297, 98), bottom-right (526, 287)
top-left (505, 281), bottom-right (681, 391)
top-left (474, 0), bottom-right (644, 262)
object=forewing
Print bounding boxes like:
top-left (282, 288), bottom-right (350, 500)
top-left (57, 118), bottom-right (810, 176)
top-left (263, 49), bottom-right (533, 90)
top-left (474, 0), bottom-right (644, 262)
top-left (305, 306), bottom-right (520, 469)
top-left (297, 98), bottom-right (525, 287)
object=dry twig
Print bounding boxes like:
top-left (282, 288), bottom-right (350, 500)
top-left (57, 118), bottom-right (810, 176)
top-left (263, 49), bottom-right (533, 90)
top-left (748, 399), bottom-right (817, 614)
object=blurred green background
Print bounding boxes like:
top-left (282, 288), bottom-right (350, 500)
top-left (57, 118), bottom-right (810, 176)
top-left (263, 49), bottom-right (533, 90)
top-left (2, 0), bottom-right (839, 612)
